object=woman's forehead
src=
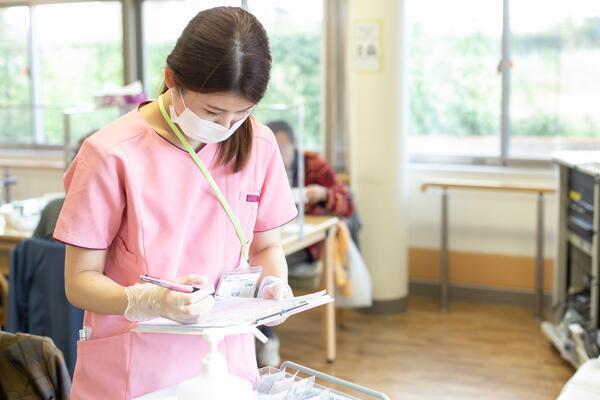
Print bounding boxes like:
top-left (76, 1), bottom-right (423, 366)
top-left (184, 90), bottom-right (255, 112)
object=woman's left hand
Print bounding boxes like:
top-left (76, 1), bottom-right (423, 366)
top-left (305, 184), bottom-right (328, 205)
top-left (257, 276), bottom-right (293, 326)
top-left (258, 276), bottom-right (293, 300)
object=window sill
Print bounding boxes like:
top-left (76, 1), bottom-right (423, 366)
top-left (408, 161), bottom-right (555, 180)
top-left (0, 149), bottom-right (65, 171)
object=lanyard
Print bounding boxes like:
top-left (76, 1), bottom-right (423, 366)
top-left (157, 94), bottom-right (250, 264)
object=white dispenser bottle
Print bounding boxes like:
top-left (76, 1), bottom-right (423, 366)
top-left (177, 329), bottom-right (258, 400)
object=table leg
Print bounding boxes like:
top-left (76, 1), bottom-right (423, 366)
top-left (322, 226), bottom-right (337, 363)
top-left (535, 192), bottom-right (545, 319)
top-left (441, 188), bottom-right (449, 311)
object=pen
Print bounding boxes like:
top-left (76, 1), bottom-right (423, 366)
top-left (140, 274), bottom-right (214, 295)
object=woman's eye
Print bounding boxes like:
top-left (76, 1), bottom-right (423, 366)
top-left (206, 110), bottom-right (221, 117)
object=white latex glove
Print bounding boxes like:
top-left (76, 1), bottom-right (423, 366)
top-left (124, 274), bottom-right (215, 324)
top-left (257, 276), bottom-right (293, 327)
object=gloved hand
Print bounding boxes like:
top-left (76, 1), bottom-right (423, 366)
top-left (124, 274), bottom-right (215, 324)
top-left (257, 276), bottom-right (293, 327)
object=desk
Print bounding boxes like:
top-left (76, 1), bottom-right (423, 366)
top-left (0, 227), bottom-right (31, 242)
top-left (421, 179), bottom-right (556, 318)
top-left (281, 215), bottom-right (339, 363)
top-left (0, 228), bottom-right (31, 272)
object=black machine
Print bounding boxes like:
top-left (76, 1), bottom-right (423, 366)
top-left (543, 154), bottom-right (600, 367)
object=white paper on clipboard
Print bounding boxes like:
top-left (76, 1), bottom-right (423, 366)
top-left (135, 291), bottom-right (333, 334)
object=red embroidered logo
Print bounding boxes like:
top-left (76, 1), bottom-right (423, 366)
top-left (246, 194), bottom-right (260, 203)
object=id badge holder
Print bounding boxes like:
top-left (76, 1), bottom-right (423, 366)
top-left (216, 262), bottom-right (262, 299)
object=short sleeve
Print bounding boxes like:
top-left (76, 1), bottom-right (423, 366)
top-left (53, 140), bottom-right (125, 249)
top-left (254, 142), bottom-right (298, 232)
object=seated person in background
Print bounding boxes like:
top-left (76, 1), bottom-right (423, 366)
top-left (32, 199), bottom-right (65, 240)
top-left (255, 120), bottom-right (358, 367)
top-left (33, 132), bottom-right (95, 240)
top-left (268, 119), bottom-right (358, 259)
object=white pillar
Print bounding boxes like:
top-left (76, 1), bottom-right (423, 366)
top-left (348, 0), bottom-right (408, 311)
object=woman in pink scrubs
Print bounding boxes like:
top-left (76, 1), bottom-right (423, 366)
top-left (54, 7), bottom-right (297, 399)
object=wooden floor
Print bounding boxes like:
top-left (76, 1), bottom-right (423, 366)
top-left (277, 295), bottom-right (574, 400)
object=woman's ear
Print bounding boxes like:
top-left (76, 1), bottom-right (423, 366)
top-left (163, 67), bottom-right (175, 89)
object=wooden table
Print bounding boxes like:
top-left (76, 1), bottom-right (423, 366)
top-left (0, 228), bottom-right (31, 243)
top-left (421, 179), bottom-right (556, 318)
top-left (0, 228), bottom-right (31, 241)
top-left (0, 228), bottom-right (31, 272)
top-left (281, 215), bottom-right (339, 363)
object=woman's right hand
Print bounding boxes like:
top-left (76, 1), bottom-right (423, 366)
top-left (155, 275), bottom-right (215, 324)
top-left (124, 274), bottom-right (215, 324)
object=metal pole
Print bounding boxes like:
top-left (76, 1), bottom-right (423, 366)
top-left (63, 111), bottom-right (71, 170)
top-left (535, 192), bottom-right (545, 319)
top-left (297, 103), bottom-right (305, 239)
top-left (500, 0), bottom-right (511, 165)
top-left (28, 6), bottom-right (44, 144)
top-left (122, 0), bottom-right (140, 85)
top-left (441, 188), bottom-right (449, 311)
top-left (3, 168), bottom-right (14, 204)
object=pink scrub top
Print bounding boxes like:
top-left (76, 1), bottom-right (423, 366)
top-left (53, 108), bottom-right (297, 399)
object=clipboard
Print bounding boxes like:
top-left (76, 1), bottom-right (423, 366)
top-left (134, 290), bottom-right (333, 335)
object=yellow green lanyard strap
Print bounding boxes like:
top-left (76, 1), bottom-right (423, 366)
top-left (157, 94), bottom-right (250, 263)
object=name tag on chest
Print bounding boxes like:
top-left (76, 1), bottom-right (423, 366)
top-left (216, 266), bottom-right (262, 298)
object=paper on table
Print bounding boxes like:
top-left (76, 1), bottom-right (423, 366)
top-left (135, 290), bottom-right (333, 334)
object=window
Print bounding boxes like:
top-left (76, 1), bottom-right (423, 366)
top-left (247, 0), bottom-right (324, 149)
top-left (0, 1), bottom-right (123, 147)
top-left (408, 1), bottom-right (600, 163)
top-left (511, 0), bottom-right (600, 159)
top-left (407, 0), bottom-right (502, 159)
top-left (0, 7), bottom-right (32, 144)
top-left (36, 1), bottom-right (124, 144)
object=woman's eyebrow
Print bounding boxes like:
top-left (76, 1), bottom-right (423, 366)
top-left (205, 104), bottom-right (254, 113)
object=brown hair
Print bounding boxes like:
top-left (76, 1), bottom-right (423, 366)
top-left (161, 6), bottom-right (271, 172)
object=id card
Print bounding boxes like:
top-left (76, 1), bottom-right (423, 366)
top-left (216, 266), bottom-right (262, 298)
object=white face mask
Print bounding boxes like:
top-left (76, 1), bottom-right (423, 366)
top-left (168, 88), bottom-right (250, 144)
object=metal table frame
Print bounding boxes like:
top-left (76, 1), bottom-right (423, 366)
top-left (422, 179), bottom-right (556, 318)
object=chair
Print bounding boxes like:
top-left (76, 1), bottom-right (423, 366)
top-left (6, 238), bottom-right (83, 376)
top-left (0, 331), bottom-right (71, 399)
top-left (0, 273), bottom-right (8, 326)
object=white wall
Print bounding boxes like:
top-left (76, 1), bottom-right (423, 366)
top-left (5, 168), bottom-right (64, 201)
top-left (407, 163), bottom-right (558, 259)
